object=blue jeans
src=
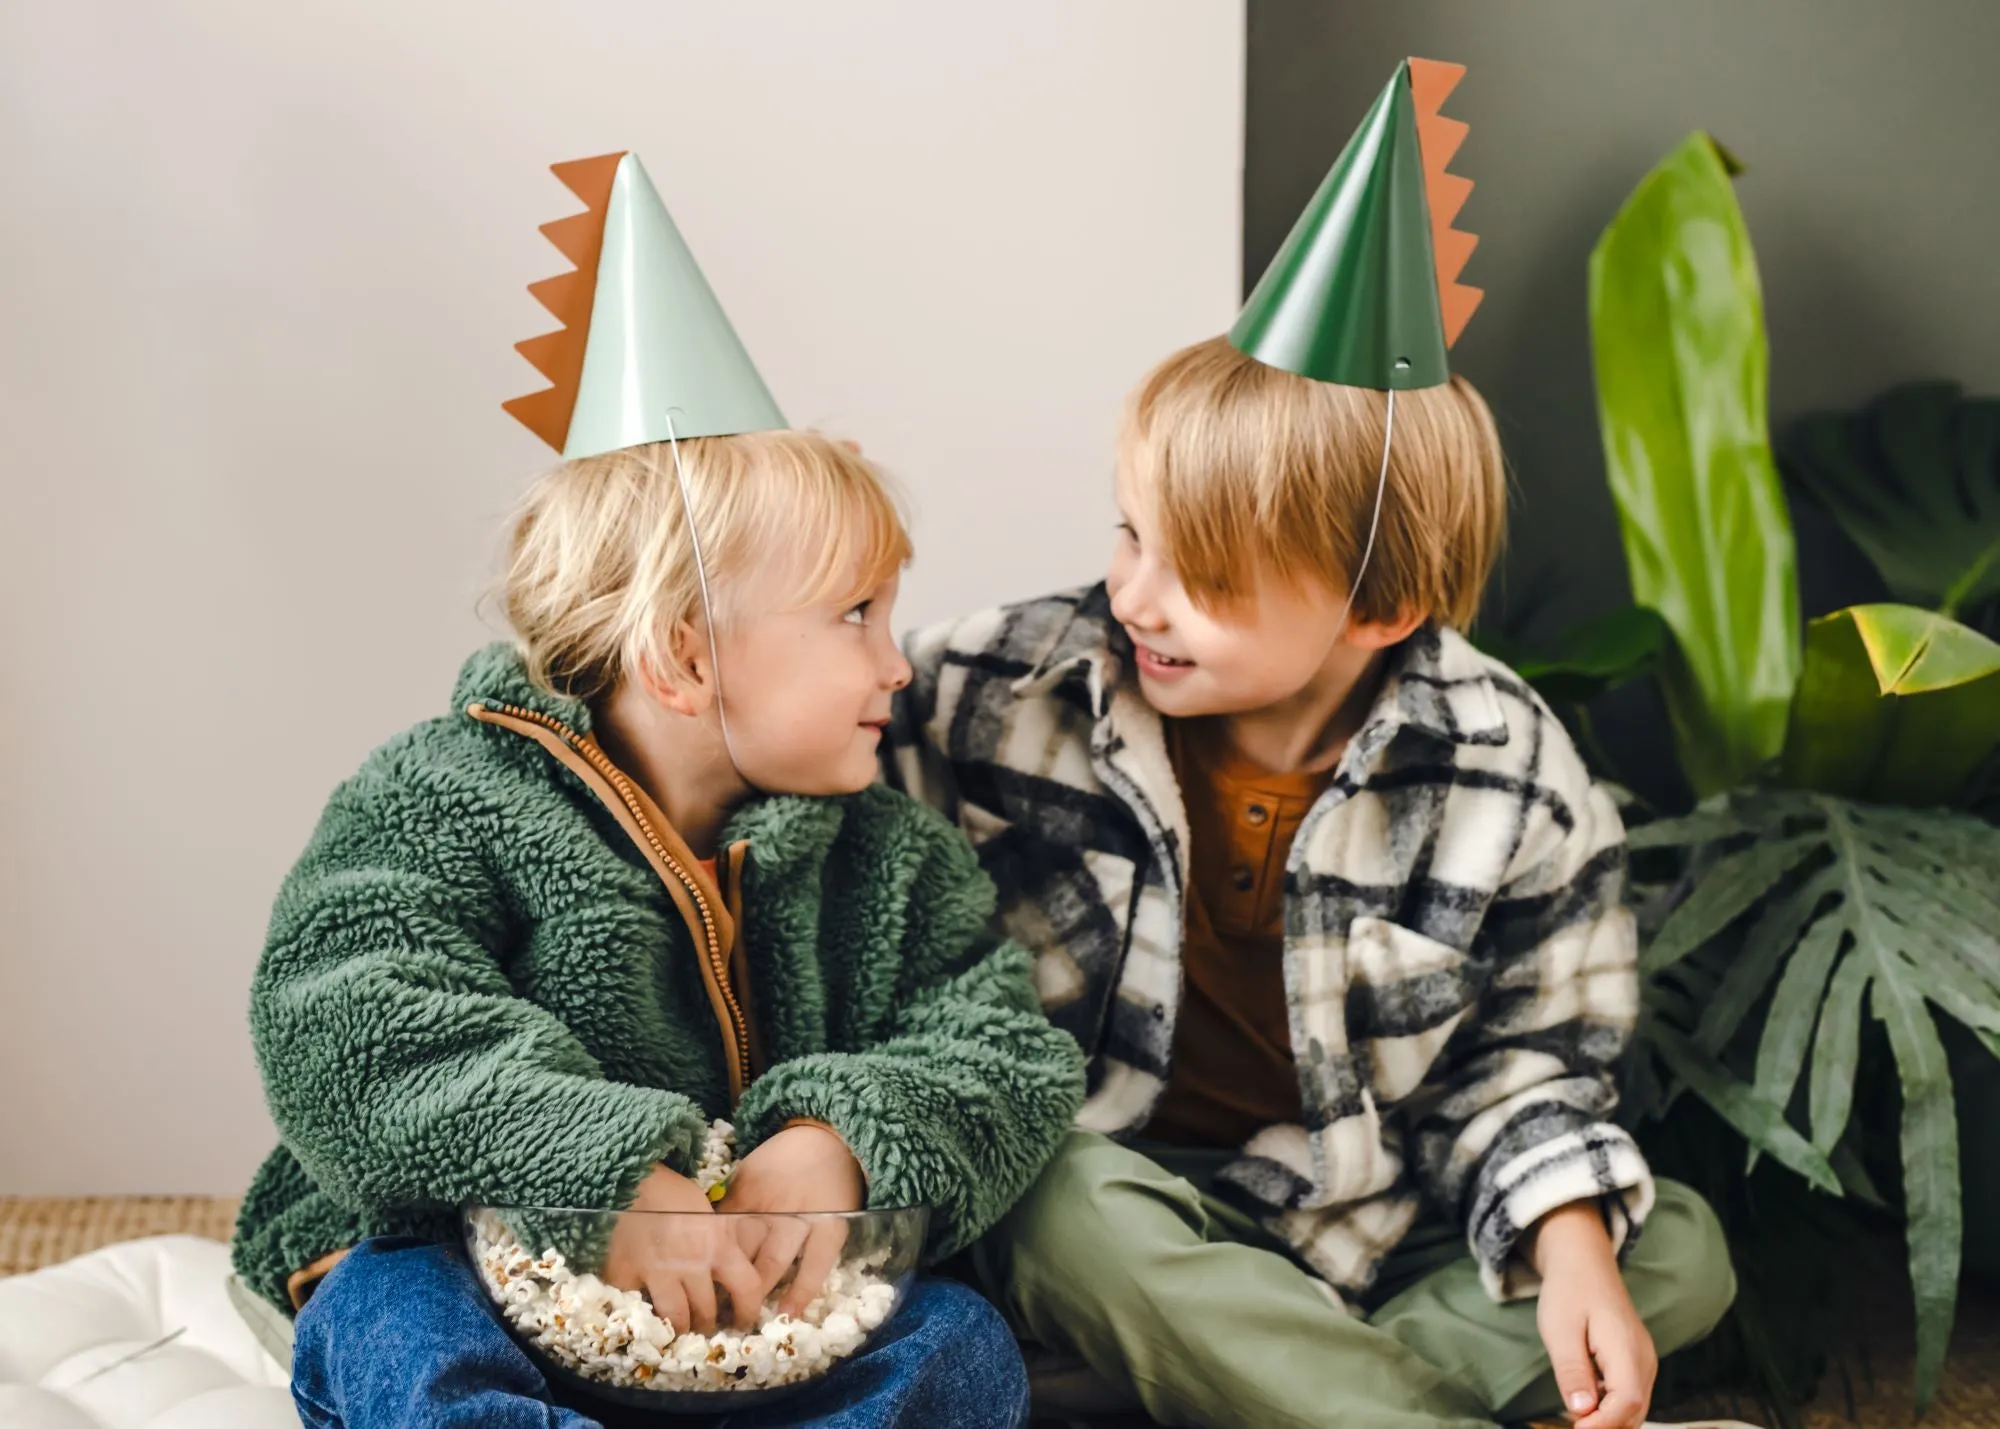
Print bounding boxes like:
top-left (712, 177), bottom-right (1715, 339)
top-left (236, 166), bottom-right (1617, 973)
top-left (292, 1237), bottom-right (1029, 1429)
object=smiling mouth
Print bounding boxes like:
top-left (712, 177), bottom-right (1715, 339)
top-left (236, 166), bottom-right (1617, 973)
top-left (1133, 641), bottom-right (1193, 668)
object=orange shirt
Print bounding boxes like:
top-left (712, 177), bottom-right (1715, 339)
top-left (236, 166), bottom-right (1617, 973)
top-left (1144, 719), bottom-right (1336, 1149)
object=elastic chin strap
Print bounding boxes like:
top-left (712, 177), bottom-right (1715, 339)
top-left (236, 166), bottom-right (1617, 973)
top-left (662, 413), bottom-right (754, 789)
top-left (1328, 385), bottom-right (1396, 643)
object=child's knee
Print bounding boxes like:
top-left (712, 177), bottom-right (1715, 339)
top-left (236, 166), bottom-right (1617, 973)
top-left (1001, 1132), bottom-right (1199, 1273)
top-left (900, 1280), bottom-right (1030, 1421)
top-left (294, 1238), bottom-right (474, 1350)
top-left (1639, 1181), bottom-right (1736, 1352)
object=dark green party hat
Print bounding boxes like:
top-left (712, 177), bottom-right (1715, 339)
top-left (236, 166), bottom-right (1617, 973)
top-left (1230, 58), bottom-right (1481, 391)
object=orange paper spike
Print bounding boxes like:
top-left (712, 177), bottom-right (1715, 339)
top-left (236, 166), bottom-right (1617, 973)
top-left (1416, 112), bottom-right (1468, 172)
top-left (538, 211), bottom-right (604, 268)
top-left (1432, 226), bottom-right (1479, 287)
top-left (513, 329), bottom-right (575, 386)
top-left (1408, 58), bottom-right (1483, 348)
top-left (503, 150), bottom-right (627, 453)
top-left (527, 269), bottom-right (590, 325)
top-left (1408, 56), bottom-right (1463, 110)
top-left (1438, 285), bottom-right (1482, 348)
top-left (500, 386), bottom-right (573, 453)
top-left (551, 153), bottom-right (624, 206)
top-left (1425, 169), bottom-right (1474, 236)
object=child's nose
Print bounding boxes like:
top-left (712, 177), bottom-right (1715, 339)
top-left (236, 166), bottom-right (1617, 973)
top-left (1110, 568), bottom-right (1162, 631)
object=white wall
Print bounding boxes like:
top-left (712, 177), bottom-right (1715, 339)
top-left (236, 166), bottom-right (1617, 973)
top-left (0, 0), bottom-right (1243, 1194)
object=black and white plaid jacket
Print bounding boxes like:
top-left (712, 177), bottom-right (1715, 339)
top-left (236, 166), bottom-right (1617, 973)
top-left (885, 585), bottom-right (1653, 1303)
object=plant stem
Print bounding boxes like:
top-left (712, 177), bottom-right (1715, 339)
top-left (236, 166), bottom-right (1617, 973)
top-left (1939, 535), bottom-right (2000, 620)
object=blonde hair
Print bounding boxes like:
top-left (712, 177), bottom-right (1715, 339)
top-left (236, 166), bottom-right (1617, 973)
top-left (1118, 335), bottom-right (1506, 629)
top-left (503, 430), bottom-right (911, 701)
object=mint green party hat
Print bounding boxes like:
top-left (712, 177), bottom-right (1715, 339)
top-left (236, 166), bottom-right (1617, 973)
top-left (504, 151), bottom-right (785, 457)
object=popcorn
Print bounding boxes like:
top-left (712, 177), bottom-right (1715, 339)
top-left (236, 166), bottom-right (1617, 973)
top-left (857, 1281), bottom-right (897, 1332)
top-left (820, 1311), bottom-right (862, 1358)
top-left (742, 1333), bottom-right (777, 1379)
top-left (787, 1321), bottom-right (824, 1363)
top-left (467, 1120), bottom-right (901, 1395)
top-left (693, 1120), bottom-right (737, 1197)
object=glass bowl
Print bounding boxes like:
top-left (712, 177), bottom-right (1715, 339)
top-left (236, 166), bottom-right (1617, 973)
top-left (464, 1204), bottom-right (929, 1411)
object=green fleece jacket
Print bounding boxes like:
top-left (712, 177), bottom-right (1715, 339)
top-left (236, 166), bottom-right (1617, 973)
top-left (231, 643), bottom-right (1085, 1313)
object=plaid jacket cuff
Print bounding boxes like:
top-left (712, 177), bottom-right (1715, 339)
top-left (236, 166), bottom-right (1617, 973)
top-left (1470, 1121), bottom-right (1655, 1302)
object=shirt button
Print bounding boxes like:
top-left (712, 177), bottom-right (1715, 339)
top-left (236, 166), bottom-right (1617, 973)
top-left (1231, 865), bottom-right (1255, 892)
top-left (1245, 803), bottom-right (1270, 826)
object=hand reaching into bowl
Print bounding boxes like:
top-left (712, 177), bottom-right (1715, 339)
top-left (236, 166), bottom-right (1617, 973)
top-left (465, 1124), bottom-right (924, 1404)
top-left (602, 1164), bottom-right (764, 1335)
top-left (719, 1122), bottom-right (865, 1315)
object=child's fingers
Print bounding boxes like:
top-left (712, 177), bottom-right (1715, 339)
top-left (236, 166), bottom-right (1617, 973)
top-left (1543, 1317), bottom-right (1599, 1419)
top-left (730, 1216), bottom-right (768, 1263)
top-left (1574, 1387), bottom-right (1647, 1429)
top-left (711, 1236), bottom-right (765, 1331)
top-left (646, 1271), bottom-right (692, 1337)
top-left (602, 1244), bottom-right (635, 1294)
top-left (680, 1261), bottom-right (720, 1334)
top-left (1577, 1320), bottom-right (1653, 1429)
top-left (748, 1216), bottom-right (811, 1305)
top-left (778, 1219), bottom-right (849, 1318)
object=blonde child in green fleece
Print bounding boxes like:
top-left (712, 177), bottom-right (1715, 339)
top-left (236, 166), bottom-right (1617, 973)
top-left (232, 151), bottom-right (1080, 1429)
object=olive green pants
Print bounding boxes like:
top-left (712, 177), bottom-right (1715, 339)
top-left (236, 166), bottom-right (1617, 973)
top-left (972, 1131), bottom-right (1736, 1429)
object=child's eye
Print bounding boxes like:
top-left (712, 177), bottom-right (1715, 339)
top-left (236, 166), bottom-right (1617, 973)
top-left (1115, 521), bottom-right (1138, 545)
top-left (843, 601), bottom-right (872, 626)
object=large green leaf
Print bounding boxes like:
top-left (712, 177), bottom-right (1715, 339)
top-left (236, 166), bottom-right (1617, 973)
top-left (1626, 800), bottom-right (1751, 853)
top-left (1873, 975), bottom-right (1962, 1414)
top-left (1634, 790), bottom-right (2000, 1408)
top-left (1750, 908), bottom-right (1843, 1125)
top-left (1648, 1021), bottom-right (1839, 1194)
top-left (1782, 382), bottom-right (2000, 615)
top-left (1639, 833), bottom-right (1820, 974)
top-left (1589, 134), bottom-right (1800, 798)
top-left (1780, 603), bottom-right (2000, 806)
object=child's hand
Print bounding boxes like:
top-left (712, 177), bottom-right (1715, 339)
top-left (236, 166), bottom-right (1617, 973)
top-left (719, 1122), bottom-right (866, 1314)
top-left (603, 1163), bottom-right (763, 1335)
top-left (1530, 1202), bottom-right (1657, 1429)
top-left (725, 1122), bottom-right (868, 1212)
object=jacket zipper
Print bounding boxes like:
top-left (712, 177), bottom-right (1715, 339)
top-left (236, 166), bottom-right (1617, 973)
top-left (466, 700), bottom-right (753, 1100)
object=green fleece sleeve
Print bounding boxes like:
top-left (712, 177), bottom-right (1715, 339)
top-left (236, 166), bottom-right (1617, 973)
top-left (251, 761), bottom-right (708, 1218)
top-left (732, 797), bottom-right (1086, 1261)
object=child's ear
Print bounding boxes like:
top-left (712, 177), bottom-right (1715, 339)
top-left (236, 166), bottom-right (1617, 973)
top-left (637, 623), bottom-right (714, 718)
top-left (1345, 606), bottom-right (1426, 651)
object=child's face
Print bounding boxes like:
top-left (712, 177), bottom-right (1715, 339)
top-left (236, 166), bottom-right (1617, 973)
top-left (1105, 480), bottom-right (1405, 721)
top-left (714, 568), bottom-right (912, 796)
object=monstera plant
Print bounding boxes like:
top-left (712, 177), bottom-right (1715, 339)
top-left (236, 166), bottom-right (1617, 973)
top-left (1517, 133), bottom-right (2000, 1416)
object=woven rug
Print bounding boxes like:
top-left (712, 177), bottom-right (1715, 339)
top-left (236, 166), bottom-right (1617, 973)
top-left (0, 1195), bottom-right (240, 1277)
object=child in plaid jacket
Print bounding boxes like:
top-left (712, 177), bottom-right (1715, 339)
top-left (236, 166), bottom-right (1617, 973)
top-left (886, 338), bottom-right (1738, 1429)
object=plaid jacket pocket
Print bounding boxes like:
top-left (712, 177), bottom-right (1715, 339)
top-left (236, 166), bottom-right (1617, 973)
top-left (1341, 916), bottom-right (1482, 1105)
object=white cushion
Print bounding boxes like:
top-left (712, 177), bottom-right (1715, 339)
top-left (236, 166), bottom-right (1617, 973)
top-left (0, 1236), bottom-right (298, 1429)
